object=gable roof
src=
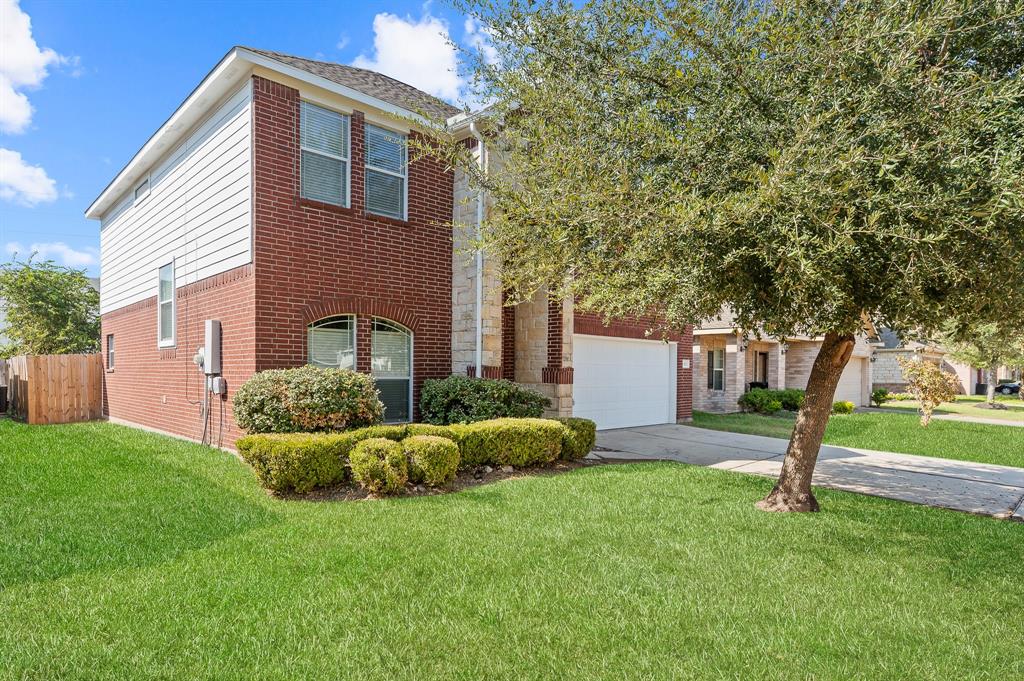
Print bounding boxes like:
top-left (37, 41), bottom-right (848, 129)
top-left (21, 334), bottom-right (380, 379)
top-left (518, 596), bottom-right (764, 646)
top-left (242, 47), bottom-right (461, 119)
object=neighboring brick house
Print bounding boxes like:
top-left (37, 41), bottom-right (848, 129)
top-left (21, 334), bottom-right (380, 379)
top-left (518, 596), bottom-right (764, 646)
top-left (692, 307), bottom-right (880, 412)
top-left (86, 47), bottom-right (694, 446)
top-left (872, 329), bottom-right (1018, 395)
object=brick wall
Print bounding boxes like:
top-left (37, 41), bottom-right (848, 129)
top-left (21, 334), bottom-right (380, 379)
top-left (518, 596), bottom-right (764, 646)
top-left (250, 75), bottom-right (453, 420)
top-left (101, 265), bottom-right (255, 447)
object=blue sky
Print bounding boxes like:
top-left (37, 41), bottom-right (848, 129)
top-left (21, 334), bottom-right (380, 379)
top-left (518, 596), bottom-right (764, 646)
top-left (0, 0), bottom-right (488, 276)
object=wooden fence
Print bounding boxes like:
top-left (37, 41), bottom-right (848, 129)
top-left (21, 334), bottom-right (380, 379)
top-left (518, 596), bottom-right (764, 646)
top-left (4, 353), bottom-right (104, 425)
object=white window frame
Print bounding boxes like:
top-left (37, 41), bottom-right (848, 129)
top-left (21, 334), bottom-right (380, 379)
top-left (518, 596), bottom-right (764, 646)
top-left (299, 101), bottom-right (351, 207)
top-left (364, 124), bottom-right (408, 221)
top-left (157, 261), bottom-right (176, 348)
top-left (371, 318), bottom-right (413, 424)
top-left (710, 348), bottom-right (725, 391)
top-left (107, 334), bottom-right (115, 369)
top-left (306, 315), bottom-right (357, 370)
top-left (134, 175), bottom-right (151, 205)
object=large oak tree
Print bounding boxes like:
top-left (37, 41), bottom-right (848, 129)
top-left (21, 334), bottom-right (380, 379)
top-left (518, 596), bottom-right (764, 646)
top-left (439, 0), bottom-right (1024, 510)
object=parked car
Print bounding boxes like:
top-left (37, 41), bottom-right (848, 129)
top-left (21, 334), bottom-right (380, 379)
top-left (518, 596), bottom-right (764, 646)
top-left (997, 381), bottom-right (1021, 395)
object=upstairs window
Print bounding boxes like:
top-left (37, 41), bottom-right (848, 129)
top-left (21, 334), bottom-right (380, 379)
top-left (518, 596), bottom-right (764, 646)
top-left (708, 348), bottom-right (725, 391)
top-left (300, 101), bottom-right (350, 206)
top-left (365, 124), bottom-right (407, 220)
top-left (107, 334), bottom-right (115, 369)
top-left (157, 262), bottom-right (175, 347)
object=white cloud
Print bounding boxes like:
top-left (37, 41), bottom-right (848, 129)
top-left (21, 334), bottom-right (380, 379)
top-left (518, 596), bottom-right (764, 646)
top-left (336, 35), bottom-right (350, 51)
top-left (0, 147), bottom-right (57, 205)
top-left (0, 0), bottom-right (65, 134)
top-left (353, 12), bottom-right (462, 102)
top-left (5, 240), bottom-right (98, 267)
top-left (463, 17), bottom-right (498, 65)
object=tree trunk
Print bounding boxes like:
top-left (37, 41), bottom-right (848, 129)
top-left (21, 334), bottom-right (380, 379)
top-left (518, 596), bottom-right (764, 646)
top-left (757, 331), bottom-right (855, 513)
top-left (985, 368), bottom-right (997, 406)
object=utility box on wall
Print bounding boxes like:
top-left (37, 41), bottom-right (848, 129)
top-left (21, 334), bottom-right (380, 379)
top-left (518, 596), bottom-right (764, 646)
top-left (204, 320), bottom-right (222, 375)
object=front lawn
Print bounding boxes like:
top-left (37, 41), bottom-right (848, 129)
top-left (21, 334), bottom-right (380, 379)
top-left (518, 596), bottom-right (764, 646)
top-left (692, 410), bottom-right (1024, 469)
top-left (879, 394), bottom-right (1024, 423)
top-left (1, 419), bottom-right (1022, 679)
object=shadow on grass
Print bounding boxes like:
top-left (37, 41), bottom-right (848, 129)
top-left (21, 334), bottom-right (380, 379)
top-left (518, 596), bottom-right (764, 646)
top-left (0, 421), bottom-right (278, 588)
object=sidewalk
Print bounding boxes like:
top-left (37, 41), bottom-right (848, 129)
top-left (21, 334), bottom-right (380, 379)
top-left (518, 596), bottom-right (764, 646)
top-left (593, 424), bottom-right (1024, 519)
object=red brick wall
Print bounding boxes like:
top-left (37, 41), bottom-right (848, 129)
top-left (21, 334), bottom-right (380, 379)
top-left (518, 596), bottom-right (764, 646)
top-left (574, 310), bottom-right (694, 420)
top-left (250, 75), bottom-right (453, 419)
top-left (101, 265), bottom-right (256, 447)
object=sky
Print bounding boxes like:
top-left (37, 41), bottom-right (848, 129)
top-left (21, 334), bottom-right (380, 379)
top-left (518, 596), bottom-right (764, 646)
top-left (0, 0), bottom-right (492, 277)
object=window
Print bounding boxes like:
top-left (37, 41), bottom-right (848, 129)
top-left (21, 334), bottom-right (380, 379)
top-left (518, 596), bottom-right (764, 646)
top-left (371, 319), bottom-right (412, 422)
top-left (307, 315), bottom-right (355, 370)
top-left (708, 348), bottom-right (725, 391)
top-left (107, 334), bottom-right (115, 369)
top-left (365, 124), bottom-right (407, 219)
top-left (300, 101), bottom-right (350, 205)
top-left (157, 262), bottom-right (175, 347)
top-left (134, 177), bottom-right (150, 204)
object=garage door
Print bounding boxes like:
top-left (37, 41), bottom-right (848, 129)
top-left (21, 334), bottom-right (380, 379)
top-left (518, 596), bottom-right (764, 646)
top-left (835, 358), bottom-right (865, 406)
top-left (572, 335), bottom-right (677, 430)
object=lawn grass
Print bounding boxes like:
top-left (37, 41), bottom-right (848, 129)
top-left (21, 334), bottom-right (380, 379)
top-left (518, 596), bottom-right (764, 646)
top-left (691, 409), bottom-right (1024, 469)
top-left (2, 418), bottom-right (1023, 679)
top-left (880, 394), bottom-right (1024, 423)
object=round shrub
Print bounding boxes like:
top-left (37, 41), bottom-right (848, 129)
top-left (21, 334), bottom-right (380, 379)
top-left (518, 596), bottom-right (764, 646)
top-left (778, 389), bottom-right (806, 411)
top-left (403, 435), bottom-right (460, 486)
top-left (350, 438), bottom-right (408, 494)
top-left (832, 401), bottom-right (855, 414)
top-left (236, 432), bottom-right (349, 494)
top-left (420, 375), bottom-right (550, 425)
top-left (556, 417), bottom-right (597, 460)
top-left (871, 388), bottom-right (890, 407)
top-left (233, 365), bottom-right (384, 434)
top-left (450, 418), bottom-right (564, 467)
top-left (737, 388), bottom-right (783, 414)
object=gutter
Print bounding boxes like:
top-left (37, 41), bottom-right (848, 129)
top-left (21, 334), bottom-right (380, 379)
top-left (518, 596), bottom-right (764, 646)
top-left (469, 121), bottom-right (486, 377)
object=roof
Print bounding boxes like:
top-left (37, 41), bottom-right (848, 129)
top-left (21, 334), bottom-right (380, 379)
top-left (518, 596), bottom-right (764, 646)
top-left (242, 47), bottom-right (461, 119)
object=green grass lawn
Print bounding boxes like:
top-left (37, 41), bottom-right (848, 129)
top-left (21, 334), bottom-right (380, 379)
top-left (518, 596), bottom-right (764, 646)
top-left (2, 419), bottom-right (1023, 679)
top-left (880, 394), bottom-right (1024, 423)
top-left (692, 409), bottom-right (1024, 469)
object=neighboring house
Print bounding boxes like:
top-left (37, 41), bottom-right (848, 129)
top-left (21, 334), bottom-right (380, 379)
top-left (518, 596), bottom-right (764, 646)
top-left (692, 308), bottom-right (879, 412)
top-left (872, 329), bottom-right (1017, 395)
top-left (86, 47), bottom-right (694, 447)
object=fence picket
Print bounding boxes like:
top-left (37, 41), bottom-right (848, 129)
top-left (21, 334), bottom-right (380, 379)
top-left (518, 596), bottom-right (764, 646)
top-left (5, 353), bottom-right (103, 425)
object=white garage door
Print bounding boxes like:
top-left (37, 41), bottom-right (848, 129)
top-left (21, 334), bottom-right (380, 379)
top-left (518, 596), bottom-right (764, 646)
top-left (835, 358), bottom-right (865, 406)
top-left (572, 335), bottom-right (677, 430)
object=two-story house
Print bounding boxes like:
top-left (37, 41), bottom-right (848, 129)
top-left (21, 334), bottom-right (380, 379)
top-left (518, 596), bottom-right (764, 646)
top-left (87, 47), bottom-right (694, 446)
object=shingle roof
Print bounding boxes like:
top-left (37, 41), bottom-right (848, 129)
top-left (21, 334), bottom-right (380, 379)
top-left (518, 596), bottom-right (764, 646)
top-left (242, 47), bottom-right (461, 119)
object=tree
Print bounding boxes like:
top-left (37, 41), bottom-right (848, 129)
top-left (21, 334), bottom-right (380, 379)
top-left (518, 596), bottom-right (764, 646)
top-left (435, 0), bottom-right (1024, 511)
top-left (897, 357), bottom-right (960, 425)
top-left (0, 258), bottom-right (100, 358)
top-left (943, 322), bottom-right (1024, 406)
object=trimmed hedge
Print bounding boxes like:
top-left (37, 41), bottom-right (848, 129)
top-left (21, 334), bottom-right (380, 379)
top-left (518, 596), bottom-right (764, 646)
top-left (832, 401), bottom-right (856, 414)
top-left (420, 375), bottom-right (550, 424)
top-left (350, 438), bottom-right (408, 494)
top-left (449, 418), bottom-right (563, 467)
top-left (556, 417), bottom-right (597, 460)
top-left (232, 365), bottom-right (384, 434)
top-left (404, 435), bottom-right (460, 486)
top-left (738, 388), bottom-right (805, 414)
top-left (237, 432), bottom-right (351, 493)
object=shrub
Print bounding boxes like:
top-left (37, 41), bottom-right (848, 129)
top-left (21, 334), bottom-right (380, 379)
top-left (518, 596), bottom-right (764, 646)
top-left (350, 438), bottom-right (408, 494)
top-left (405, 423), bottom-right (457, 439)
top-left (778, 388), bottom-right (806, 411)
top-left (888, 392), bottom-right (915, 401)
top-left (738, 388), bottom-right (783, 414)
top-left (233, 366), bottom-right (384, 434)
top-left (450, 418), bottom-right (563, 467)
top-left (237, 432), bottom-right (350, 493)
top-left (897, 357), bottom-right (961, 426)
top-left (403, 435), bottom-right (460, 486)
top-left (831, 401), bottom-right (855, 414)
top-left (870, 388), bottom-right (890, 407)
top-left (420, 375), bottom-right (550, 425)
top-left (555, 417), bottom-right (597, 460)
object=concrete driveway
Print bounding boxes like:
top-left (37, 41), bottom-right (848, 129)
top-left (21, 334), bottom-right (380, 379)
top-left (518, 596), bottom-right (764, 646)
top-left (594, 424), bottom-right (1024, 519)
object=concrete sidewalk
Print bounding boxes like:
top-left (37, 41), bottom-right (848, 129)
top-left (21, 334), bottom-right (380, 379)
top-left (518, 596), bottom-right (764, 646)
top-left (593, 424), bottom-right (1024, 519)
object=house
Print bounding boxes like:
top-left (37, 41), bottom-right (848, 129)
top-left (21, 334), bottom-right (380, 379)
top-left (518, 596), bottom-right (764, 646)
top-left (872, 329), bottom-right (1018, 395)
top-left (85, 47), bottom-right (693, 447)
top-left (692, 308), bottom-right (879, 412)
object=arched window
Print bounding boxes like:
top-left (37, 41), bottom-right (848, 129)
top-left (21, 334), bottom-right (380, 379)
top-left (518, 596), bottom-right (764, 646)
top-left (372, 318), bottom-right (412, 422)
top-left (307, 315), bottom-right (355, 370)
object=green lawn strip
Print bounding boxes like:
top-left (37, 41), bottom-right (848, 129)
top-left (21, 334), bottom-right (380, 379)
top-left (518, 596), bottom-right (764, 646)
top-left (691, 410), bottom-right (1024, 469)
top-left (880, 396), bottom-right (1024, 423)
top-left (1, 419), bottom-right (1022, 679)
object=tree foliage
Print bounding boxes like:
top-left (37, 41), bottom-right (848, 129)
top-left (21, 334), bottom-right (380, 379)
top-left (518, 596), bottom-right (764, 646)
top-left (942, 321), bottom-right (1024, 403)
top-left (897, 357), bottom-right (961, 425)
top-left (0, 258), bottom-right (100, 358)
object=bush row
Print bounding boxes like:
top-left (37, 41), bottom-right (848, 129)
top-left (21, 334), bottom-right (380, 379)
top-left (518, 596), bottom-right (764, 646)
top-left (737, 388), bottom-right (806, 414)
top-left (420, 375), bottom-right (550, 424)
top-left (236, 417), bottom-right (596, 494)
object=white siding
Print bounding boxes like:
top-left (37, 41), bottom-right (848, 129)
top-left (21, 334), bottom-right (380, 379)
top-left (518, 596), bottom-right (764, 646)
top-left (99, 82), bottom-right (252, 315)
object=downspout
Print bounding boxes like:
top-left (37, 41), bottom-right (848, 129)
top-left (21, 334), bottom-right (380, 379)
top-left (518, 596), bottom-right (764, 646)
top-left (469, 121), bottom-right (486, 378)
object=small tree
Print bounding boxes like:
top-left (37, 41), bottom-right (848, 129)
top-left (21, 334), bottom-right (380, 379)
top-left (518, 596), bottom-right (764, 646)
top-left (436, 0), bottom-right (1024, 511)
top-left (943, 323), bottom-right (1024, 407)
top-left (0, 258), bottom-right (100, 358)
top-left (897, 357), bottom-right (961, 425)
